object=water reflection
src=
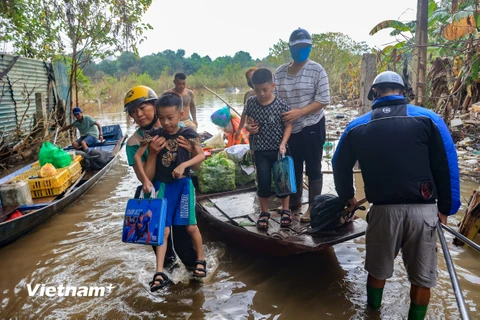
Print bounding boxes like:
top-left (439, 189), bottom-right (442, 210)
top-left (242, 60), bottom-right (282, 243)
top-left (0, 89), bottom-right (479, 319)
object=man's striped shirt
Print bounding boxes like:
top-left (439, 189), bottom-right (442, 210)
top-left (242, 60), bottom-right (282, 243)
top-left (274, 60), bottom-right (330, 134)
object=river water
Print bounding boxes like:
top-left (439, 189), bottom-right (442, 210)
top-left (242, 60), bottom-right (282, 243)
top-left (1, 89), bottom-right (479, 319)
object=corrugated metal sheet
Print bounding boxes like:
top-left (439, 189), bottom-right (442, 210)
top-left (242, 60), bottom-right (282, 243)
top-left (0, 53), bottom-right (64, 141)
top-left (0, 60), bottom-right (17, 135)
top-left (7, 56), bottom-right (49, 134)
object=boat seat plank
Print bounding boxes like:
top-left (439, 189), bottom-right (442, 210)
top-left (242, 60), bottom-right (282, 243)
top-left (197, 200), bottom-right (232, 224)
top-left (209, 190), bottom-right (309, 221)
top-left (244, 213), bottom-right (319, 247)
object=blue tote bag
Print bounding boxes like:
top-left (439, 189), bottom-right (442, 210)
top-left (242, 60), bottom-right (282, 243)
top-left (273, 153), bottom-right (297, 197)
top-left (122, 189), bottom-right (167, 246)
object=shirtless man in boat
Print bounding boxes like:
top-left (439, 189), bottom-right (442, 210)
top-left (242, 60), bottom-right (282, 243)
top-left (167, 73), bottom-right (198, 132)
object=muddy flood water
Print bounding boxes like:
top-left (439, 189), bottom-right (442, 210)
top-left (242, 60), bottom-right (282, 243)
top-left (1, 89), bottom-right (480, 319)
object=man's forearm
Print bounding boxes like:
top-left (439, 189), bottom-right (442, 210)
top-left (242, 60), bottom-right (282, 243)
top-left (59, 124), bottom-right (72, 133)
top-left (300, 101), bottom-right (326, 116)
top-left (96, 124), bottom-right (102, 136)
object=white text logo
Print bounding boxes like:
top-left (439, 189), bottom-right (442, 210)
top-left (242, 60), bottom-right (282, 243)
top-left (27, 284), bottom-right (115, 297)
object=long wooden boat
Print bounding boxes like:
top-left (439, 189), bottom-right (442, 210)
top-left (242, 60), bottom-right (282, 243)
top-left (0, 124), bottom-right (126, 248)
top-left (196, 186), bottom-right (368, 257)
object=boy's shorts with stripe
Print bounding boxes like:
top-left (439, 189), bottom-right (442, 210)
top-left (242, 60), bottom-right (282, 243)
top-left (154, 177), bottom-right (196, 227)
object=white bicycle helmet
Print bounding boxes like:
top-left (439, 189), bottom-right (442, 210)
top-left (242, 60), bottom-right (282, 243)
top-left (367, 71), bottom-right (405, 101)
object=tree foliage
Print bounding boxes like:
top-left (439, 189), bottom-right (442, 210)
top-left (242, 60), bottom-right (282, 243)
top-left (0, 0), bottom-right (153, 112)
top-left (83, 49), bottom-right (257, 87)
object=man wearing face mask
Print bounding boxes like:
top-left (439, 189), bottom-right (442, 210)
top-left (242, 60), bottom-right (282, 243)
top-left (272, 28), bottom-right (330, 222)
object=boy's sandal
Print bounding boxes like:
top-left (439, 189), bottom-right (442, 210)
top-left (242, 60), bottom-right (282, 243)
top-left (280, 210), bottom-right (292, 228)
top-left (256, 211), bottom-right (270, 231)
top-left (149, 272), bottom-right (171, 292)
top-left (192, 260), bottom-right (207, 278)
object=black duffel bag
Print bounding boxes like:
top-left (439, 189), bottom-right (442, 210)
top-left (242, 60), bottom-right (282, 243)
top-left (79, 149), bottom-right (114, 171)
top-left (308, 194), bottom-right (348, 233)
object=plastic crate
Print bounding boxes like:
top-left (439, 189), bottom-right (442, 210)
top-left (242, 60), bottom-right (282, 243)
top-left (12, 167), bottom-right (40, 181)
top-left (12, 167), bottom-right (70, 190)
top-left (66, 160), bottom-right (82, 177)
top-left (30, 181), bottom-right (71, 198)
top-left (69, 170), bottom-right (82, 184)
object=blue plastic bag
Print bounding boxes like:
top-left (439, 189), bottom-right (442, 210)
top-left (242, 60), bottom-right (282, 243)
top-left (122, 190), bottom-right (167, 246)
top-left (273, 154), bottom-right (297, 196)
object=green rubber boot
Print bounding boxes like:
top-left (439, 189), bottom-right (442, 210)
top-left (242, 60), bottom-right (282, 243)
top-left (408, 303), bottom-right (428, 320)
top-left (367, 285), bottom-right (384, 310)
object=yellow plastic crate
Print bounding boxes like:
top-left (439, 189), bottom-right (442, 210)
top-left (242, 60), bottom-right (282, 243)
top-left (29, 169), bottom-right (70, 191)
top-left (12, 167), bottom-right (70, 191)
top-left (12, 167), bottom-right (40, 181)
top-left (66, 160), bottom-right (82, 176)
top-left (30, 181), bottom-right (71, 198)
top-left (69, 170), bottom-right (82, 184)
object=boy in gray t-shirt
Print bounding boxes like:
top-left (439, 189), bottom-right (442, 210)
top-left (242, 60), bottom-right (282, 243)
top-left (59, 107), bottom-right (103, 151)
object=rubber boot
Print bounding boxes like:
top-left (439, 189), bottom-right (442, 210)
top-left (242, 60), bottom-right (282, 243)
top-left (288, 169), bottom-right (305, 214)
top-left (300, 177), bottom-right (323, 223)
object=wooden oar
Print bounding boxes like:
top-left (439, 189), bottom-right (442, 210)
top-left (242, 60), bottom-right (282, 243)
top-left (203, 85), bottom-right (242, 117)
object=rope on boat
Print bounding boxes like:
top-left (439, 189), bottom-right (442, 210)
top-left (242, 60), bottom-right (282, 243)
top-left (437, 223), bottom-right (470, 320)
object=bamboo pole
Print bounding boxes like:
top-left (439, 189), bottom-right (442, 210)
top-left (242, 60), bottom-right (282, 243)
top-left (203, 86), bottom-right (242, 116)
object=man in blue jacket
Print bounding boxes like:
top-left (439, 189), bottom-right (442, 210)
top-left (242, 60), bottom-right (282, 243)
top-left (332, 71), bottom-right (460, 319)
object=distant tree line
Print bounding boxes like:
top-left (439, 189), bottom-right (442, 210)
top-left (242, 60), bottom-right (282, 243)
top-left (83, 50), bottom-right (259, 85)
top-left (80, 32), bottom-right (369, 106)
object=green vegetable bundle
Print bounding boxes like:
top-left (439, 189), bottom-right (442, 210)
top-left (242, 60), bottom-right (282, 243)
top-left (198, 152), bottom-right (236, 193)
top-left (235, 151), bottom-right (255, 186)
top-left (235, 164), bottom-right (255, 186)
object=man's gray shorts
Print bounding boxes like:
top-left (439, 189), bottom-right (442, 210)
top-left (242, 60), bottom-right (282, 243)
top-left (365, 203), bottom-right (438, 288)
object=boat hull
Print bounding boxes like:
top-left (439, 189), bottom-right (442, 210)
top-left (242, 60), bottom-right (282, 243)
top-left (0, 157), bottom-right (118, 247)
top-left (196, 188), bottom-right (368, 257)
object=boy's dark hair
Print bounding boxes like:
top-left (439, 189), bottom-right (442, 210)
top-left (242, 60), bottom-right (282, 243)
top-left (156, 92), bottom-right (183, 111)
top-left (252, 68), bottom-right (273, 85)
top-left (174, 72), bottom-right (186, 80)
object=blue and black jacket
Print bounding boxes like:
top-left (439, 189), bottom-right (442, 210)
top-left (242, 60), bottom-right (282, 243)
top-left (332, 95), bottom-right (460, 215)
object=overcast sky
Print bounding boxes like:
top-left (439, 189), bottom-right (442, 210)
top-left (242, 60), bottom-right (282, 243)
top-left (137, 0), bottom-right (419, 60)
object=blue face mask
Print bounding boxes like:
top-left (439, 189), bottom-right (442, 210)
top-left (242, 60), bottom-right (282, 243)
top-left (290, 45), bottom-right (312, 63)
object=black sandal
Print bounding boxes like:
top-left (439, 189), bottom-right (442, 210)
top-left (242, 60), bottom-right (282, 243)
top-left (256, 212), bottom-right (270, 231)
top-left (193, 260), bottom-right (207, 278)
top-left (149, 272), bottom-right (171, 292)
top-left (280, 210), bottom-right (292, 228)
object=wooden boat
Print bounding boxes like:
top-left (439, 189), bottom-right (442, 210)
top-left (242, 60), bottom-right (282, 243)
top-left (196, 186), bottom-right (368, 257)
top-left (0, 125), bottom-right (126, 248)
